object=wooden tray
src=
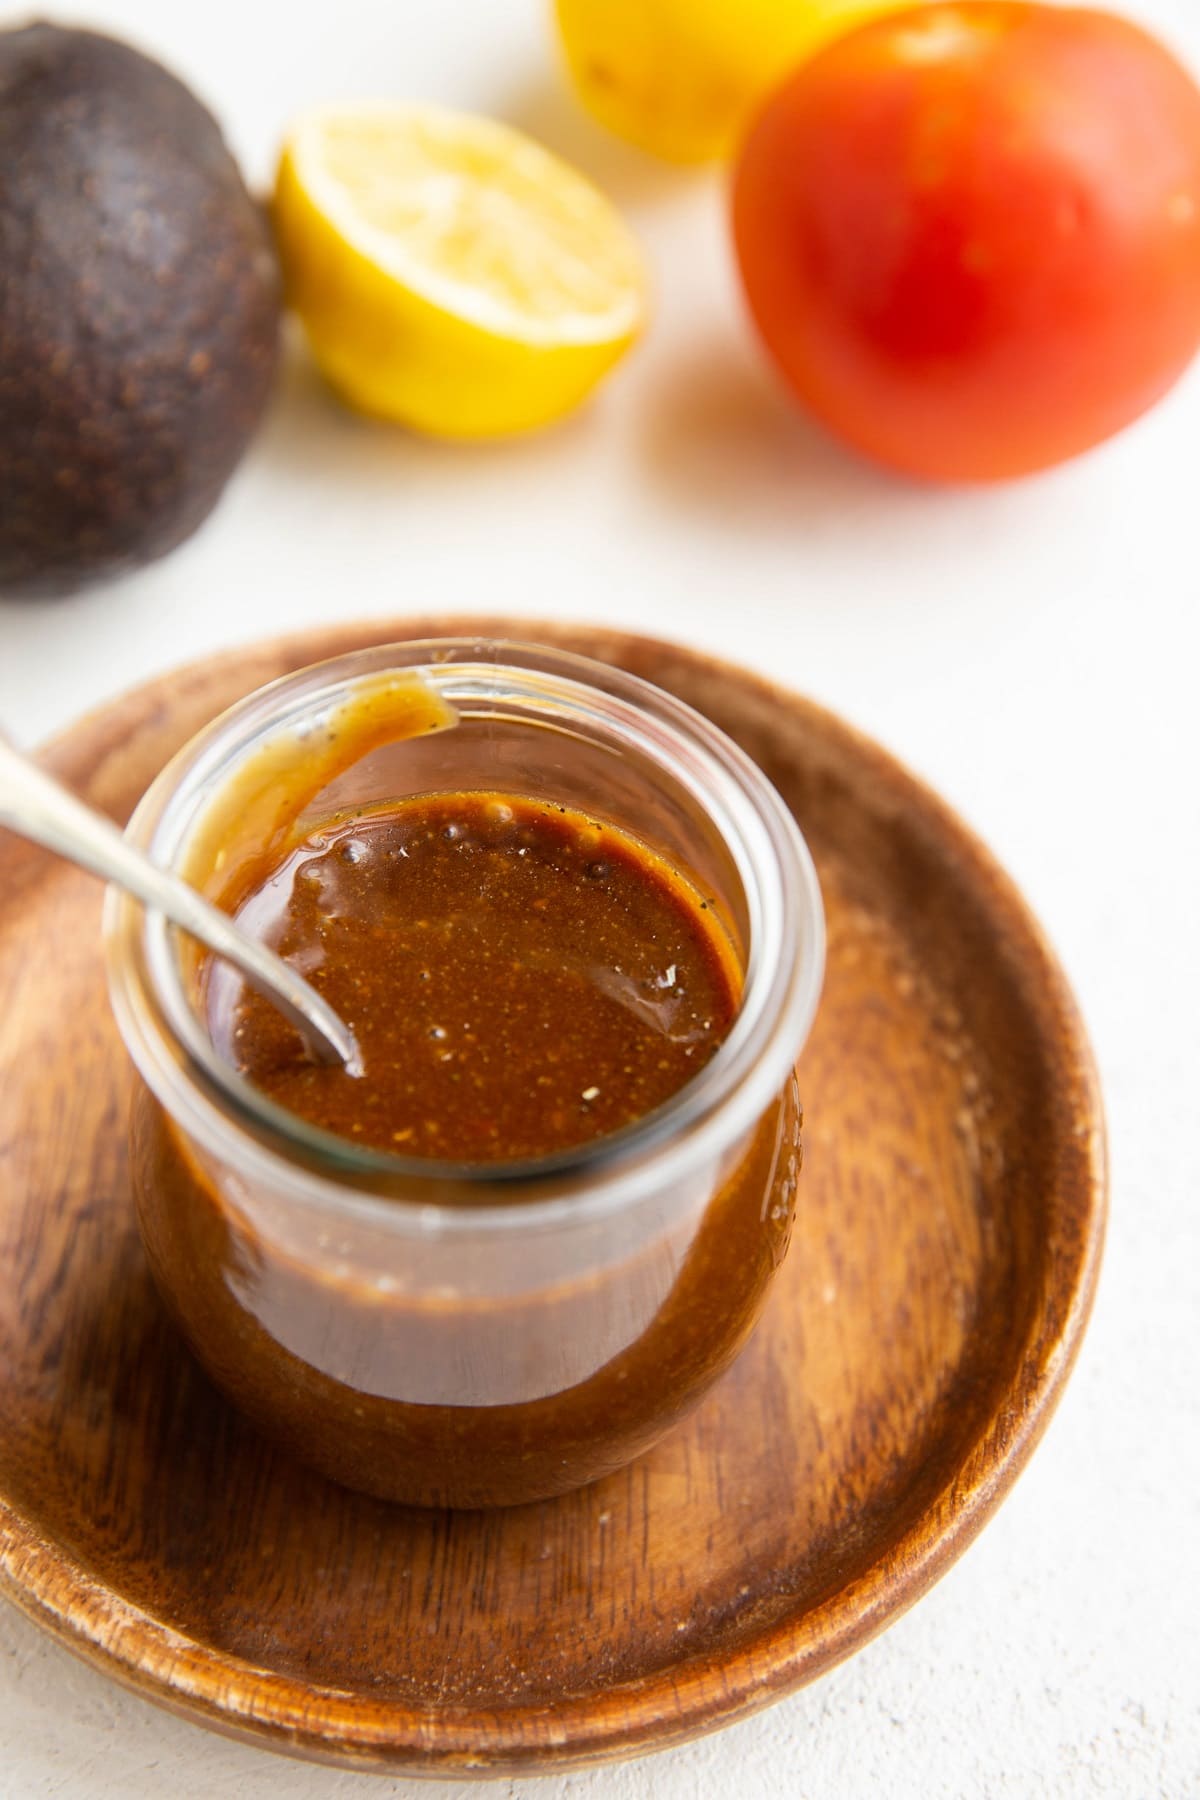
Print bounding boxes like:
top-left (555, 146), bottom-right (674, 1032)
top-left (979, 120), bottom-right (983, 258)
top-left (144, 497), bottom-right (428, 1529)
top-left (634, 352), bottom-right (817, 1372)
top-left (0, 619), bottom-right (1105, 1776)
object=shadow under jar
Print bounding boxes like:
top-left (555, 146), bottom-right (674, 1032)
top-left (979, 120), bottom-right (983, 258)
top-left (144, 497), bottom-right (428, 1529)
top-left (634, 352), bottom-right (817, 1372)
top-left (105, 641), bottom-right (825, 1508)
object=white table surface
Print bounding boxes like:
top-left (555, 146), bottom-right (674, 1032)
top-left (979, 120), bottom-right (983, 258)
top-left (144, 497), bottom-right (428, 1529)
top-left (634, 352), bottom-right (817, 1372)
top-left (2, 1), bottom-right (1198, 1794)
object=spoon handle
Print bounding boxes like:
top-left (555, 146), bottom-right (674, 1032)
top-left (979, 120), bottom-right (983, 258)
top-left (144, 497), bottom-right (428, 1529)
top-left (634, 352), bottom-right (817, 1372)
top-left (0, 732), bottom-right (358, 1070)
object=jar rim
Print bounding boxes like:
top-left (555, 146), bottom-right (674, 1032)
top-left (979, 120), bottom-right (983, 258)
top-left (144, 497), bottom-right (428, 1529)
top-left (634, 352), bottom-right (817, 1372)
top-left (104, 638), bottom-right (825, 1235)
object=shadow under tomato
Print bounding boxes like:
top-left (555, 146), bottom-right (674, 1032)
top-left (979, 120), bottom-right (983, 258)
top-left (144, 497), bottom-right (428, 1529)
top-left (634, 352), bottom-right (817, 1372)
top-left (634, 333), bottom-right (915, 535)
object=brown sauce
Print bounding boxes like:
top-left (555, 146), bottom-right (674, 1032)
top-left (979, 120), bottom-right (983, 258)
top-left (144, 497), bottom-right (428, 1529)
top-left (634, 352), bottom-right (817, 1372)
top-left (208, 792), bottom-right (740, 1163)
top-left (133, 1081), bottom-right (799, 1507)
top-left (131, 680), bottom-right (802, 1507)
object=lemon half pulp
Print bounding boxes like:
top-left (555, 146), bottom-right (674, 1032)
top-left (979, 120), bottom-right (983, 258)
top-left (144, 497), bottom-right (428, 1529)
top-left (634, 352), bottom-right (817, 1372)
top-left (274, 104), bottom-right (648, 437)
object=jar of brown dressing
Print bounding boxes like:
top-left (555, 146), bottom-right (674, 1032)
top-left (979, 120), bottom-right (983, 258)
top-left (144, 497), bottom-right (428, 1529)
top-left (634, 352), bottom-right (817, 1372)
top-left (105, 641), bottom-right (825, 1507)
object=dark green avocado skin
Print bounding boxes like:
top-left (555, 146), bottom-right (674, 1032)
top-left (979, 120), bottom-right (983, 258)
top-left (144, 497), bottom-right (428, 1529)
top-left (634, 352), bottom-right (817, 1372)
top-left (0, 23), bottom-right (281, 596)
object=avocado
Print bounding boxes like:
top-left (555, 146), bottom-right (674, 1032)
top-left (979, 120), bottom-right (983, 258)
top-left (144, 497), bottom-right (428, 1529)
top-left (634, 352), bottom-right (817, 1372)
top-left (0, 23), bottom-right (281, 596)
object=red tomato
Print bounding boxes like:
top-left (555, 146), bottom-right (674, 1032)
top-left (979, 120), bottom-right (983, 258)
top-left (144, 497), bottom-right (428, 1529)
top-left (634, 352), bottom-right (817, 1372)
top-left (732, 4), bottom-right (1200, 480)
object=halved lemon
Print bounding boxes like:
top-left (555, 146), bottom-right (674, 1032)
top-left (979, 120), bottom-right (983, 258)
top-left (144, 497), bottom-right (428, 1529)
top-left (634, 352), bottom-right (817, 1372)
top-left (274, 103), bottom-right (648, 437)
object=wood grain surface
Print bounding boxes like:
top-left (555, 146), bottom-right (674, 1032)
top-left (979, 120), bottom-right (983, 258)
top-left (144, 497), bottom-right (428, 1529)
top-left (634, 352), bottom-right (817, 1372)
top-left (0, 619), bottom-right (1106, 1775)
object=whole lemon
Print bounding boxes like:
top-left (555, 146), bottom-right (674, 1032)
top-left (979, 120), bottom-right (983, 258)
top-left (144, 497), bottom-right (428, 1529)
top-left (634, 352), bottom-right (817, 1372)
top-left (554, 0), bottom-right (917, 161)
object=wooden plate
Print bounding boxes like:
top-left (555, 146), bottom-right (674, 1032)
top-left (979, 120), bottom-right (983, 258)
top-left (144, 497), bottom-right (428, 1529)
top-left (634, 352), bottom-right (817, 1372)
top-left (0, 620), bottom-right (1105, 1775)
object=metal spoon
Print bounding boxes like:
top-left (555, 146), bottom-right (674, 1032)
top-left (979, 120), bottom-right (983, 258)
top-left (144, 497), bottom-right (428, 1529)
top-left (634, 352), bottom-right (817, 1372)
top-left (0, 730), bottom-right (359, 1070)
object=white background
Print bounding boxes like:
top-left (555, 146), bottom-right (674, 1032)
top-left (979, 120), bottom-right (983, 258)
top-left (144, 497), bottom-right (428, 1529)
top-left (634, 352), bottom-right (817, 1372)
top-left (2, 1), bottom-right (1198, 1794)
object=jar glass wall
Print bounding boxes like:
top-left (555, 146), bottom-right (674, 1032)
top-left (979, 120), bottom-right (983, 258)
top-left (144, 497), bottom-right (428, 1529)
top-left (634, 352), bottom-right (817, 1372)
top-left (105, 641), bottom-right (825, 1507)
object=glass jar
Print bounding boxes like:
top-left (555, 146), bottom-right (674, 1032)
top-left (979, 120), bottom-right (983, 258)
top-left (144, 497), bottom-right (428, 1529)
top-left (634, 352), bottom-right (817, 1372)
top-left (105, 640), bottom-right (825, 1508)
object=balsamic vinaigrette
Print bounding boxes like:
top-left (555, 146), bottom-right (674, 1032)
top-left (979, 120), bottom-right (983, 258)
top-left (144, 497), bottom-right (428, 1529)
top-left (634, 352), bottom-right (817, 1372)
top-left (207, 791), bottom-right (741, 1163)
top-left (131, 670), bottom-right (803, 1506)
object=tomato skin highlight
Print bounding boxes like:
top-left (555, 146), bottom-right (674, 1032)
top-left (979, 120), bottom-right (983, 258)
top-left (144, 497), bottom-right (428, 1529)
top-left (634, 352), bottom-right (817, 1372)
top-left (732, 3), bottom-right (1200, 480)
